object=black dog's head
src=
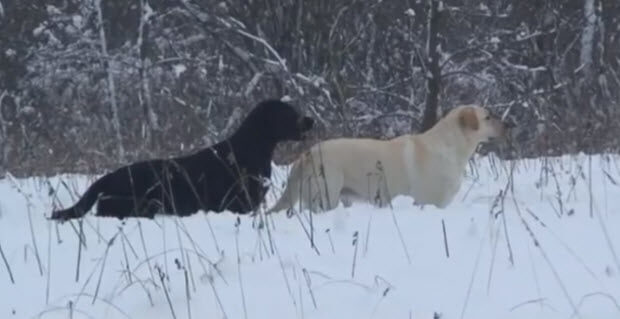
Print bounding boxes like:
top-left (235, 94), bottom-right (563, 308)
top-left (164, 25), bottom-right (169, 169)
top-left (246, 99), bottom-right (315, 142)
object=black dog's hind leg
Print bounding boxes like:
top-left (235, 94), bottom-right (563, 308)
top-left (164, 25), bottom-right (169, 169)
top-left (95, 196), bottom-right (160, 219)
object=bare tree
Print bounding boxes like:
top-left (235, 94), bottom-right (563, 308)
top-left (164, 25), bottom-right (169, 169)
top-left (2, 0), bottom-right (620, 175)
top-left (420, 0), bottom-right (442, 132)
top-left (96, 0), bottom-right (125, 161)
top-left (580, 0), bottom-right (597, 78)
top-left (137, 0), bottom-right (159, 147)
top-left (0, 90), bottom-right (8, 172)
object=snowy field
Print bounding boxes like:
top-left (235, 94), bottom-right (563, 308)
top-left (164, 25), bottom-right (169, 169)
top-left (1, 154), bottom-right (619, 319)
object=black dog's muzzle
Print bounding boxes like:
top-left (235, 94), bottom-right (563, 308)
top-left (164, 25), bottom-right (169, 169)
top-left (299, 116), bottom-right (314, 132)
top-left (296, 116), bottom-right (315, 140)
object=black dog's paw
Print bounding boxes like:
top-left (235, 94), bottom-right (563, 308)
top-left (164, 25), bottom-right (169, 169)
top-left (286, 208), bottom-right (295, 218)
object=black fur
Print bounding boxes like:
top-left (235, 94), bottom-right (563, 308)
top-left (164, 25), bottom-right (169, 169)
top-left (50, 99), bottom-right (314, 220)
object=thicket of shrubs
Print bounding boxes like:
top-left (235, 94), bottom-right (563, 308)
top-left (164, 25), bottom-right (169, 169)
top-left (1, 0), bottom-right (619, 177)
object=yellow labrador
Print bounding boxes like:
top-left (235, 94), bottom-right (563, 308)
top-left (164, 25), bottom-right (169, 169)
top-left (268, 105), bottom-right (508, 214)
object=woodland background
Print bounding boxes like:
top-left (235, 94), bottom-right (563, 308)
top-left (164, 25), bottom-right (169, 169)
top-left (0, 0), bottom-right (619, 176)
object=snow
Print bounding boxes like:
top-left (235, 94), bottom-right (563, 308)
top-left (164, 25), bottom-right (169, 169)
top-left (1, 154), bottom-right (620, 319)
top-left (5, 48), bottom-right (16, 57)
top-left (437, 1), bottom-right (445, 12)
top-left (281, 95), bottom-right (293, 102)
top-left (143, 1), bottom-right (154, 21)
top-left (46, 5), bottom-right (61, 16)
top-left (72, 15), bottom-right (84, 29)
top-left (33, 24), bottom-right (46, 37)
top-left (172, 64), bottom-right (187, 78)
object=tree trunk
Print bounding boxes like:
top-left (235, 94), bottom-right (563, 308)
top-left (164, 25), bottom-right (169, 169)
top-left (580, 0), bottom-right (597, 78)
top-left (138, 0), bottom-right (158, 148)
top-left (0, 90), bottom-right (8, 172)
top-left (420, 0), bottom-right (441, 133)
top-left (96, 0), bottom-right (125, 161)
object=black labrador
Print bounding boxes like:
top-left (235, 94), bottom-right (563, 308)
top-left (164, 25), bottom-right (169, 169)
top-left (50, 99), bottom-right (314, 220)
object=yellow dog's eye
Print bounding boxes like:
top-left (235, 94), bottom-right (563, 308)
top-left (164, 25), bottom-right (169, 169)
top-left (485, 115), bottom-right (491, 120)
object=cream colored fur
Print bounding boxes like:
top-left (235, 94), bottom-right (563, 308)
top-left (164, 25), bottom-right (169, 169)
top-left (268, 105), bottom-right (506, 213)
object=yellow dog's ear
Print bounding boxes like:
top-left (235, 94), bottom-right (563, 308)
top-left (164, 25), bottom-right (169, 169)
top-left (459, 107), bottom-right (479, 131)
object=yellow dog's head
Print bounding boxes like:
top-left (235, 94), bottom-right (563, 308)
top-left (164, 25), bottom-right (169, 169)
top-left (454, 105), bottom-right (511, 143)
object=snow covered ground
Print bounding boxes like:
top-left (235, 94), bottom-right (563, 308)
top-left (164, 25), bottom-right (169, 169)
top-left (1, 154), bottom-right (619, 319)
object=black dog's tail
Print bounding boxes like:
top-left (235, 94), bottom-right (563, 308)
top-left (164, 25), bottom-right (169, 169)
top-left (51, 179), bottom-right (102, 221)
